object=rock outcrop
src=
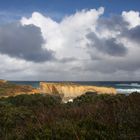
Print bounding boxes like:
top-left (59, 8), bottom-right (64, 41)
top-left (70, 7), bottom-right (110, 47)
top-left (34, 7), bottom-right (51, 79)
top-left (0, 79), bottom-right (7, 83)
top-left (0, 81), bottom-right (117, 101)
top-left (40, 82), bottom-right (117, 102)
top-left (0, 81), bottom-right (40, 98)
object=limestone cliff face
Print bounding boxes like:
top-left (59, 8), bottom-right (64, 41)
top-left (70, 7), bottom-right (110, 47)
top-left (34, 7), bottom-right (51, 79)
top-left (40, 82), bottom-right (117, 101)
top-left (0, 81), bottom-right (117, 100)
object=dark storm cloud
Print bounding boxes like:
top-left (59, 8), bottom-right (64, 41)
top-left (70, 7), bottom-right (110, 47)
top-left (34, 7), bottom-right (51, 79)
top-left (97, 15), bottom-right (140, 48)
top-left (57, 57), bottom-right (77, 63)
top-left (123, 25), bottom-right (140, 43)
top-left (82, 56), bottom-right (140, 74)
top-left (0, 23), bottom-right (54, 62)
top-left (87, 33), bottom-right (127, 56)
top-left (85, 15), bottom-right (129, 57)
top-left (83, 14), bottom-right (140, 76)
top-left (97, 15), bottom-right (129, 31)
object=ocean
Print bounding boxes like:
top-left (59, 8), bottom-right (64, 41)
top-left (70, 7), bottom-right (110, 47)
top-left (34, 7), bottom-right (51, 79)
top-left (10, 81), bottom-right (140, 94)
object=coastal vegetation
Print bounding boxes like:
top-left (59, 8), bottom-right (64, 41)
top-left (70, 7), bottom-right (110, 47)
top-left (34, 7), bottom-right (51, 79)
top-left (0, 92), bottom-right (140, 140)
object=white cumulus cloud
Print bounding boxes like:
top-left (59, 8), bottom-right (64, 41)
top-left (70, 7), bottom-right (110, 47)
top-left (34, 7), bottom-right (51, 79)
top-left (21, 7), bottom-right (104, 60)
top-left (122, 10), bottom-right (140, 28)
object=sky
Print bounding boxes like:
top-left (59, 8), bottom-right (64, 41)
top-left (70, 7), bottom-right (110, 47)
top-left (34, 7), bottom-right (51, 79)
top-left (0, 0), bottom-right (140, 81)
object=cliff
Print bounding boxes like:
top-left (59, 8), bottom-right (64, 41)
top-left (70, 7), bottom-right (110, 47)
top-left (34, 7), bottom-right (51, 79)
top-left (0, 79), bottom-right (7, 83)
top-left (0, 81), bottom-right (39, 97)
top-left (40, 82), bottom-right (117, 102)
top-left (0, 81), bottom-right (117, 101)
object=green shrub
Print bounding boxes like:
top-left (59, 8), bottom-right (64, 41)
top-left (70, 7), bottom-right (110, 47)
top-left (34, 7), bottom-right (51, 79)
top-left (0, 93), bottom-right (139, 139)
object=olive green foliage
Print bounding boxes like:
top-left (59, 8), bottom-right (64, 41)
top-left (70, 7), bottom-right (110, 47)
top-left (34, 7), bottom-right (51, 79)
top-left (0, 93), bottom-right (140, 140)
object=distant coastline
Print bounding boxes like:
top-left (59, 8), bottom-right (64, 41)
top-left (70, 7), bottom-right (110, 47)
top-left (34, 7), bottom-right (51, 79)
top-left (9, 81), bottom-right (140, 94)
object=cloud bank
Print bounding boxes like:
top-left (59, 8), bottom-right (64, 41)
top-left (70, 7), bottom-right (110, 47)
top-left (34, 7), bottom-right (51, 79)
top-left (0, 23), bottom-right (54, 62)
top-left (0, 7), bottom-right (140, 80)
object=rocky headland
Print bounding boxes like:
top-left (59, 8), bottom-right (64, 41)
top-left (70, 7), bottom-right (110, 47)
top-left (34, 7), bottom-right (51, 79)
top-left (0, 80), bottom-right (39, 97)
top-left (39, 82), bottom-right (117, 102)
top-left (0, 80), bottom-right (116, 101)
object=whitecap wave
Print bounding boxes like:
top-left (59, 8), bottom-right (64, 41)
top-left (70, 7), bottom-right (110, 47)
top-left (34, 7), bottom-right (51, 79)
top-left (116, 83), bottom-right (140, 87)
top-left (117, 88), bottom-right (140, 94)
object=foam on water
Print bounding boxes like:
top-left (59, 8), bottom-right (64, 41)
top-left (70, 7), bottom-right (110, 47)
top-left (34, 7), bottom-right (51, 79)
top-left (115, 82), bottom-right (140, 93)
top-left (117, 88), bottom-right (140, 94)
top-left (116, 83), bottom-right (140, 87)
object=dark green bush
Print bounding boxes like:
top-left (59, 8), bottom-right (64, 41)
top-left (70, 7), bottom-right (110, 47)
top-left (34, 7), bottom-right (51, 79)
top-left (0, 94), bottom-right (62, 107)
top-left (0, 93), bottom-right (139, 140)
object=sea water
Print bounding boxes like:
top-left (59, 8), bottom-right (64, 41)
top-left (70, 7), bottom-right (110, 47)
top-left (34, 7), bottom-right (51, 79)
top-left (10, 81), bottom-right (140, 94)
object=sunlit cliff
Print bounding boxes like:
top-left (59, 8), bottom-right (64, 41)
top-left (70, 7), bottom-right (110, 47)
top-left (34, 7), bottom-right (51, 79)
top-left (40, 82), bottom-right (116, 101)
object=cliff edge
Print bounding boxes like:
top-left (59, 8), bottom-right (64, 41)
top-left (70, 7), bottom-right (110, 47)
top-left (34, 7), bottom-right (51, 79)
top-left (40, 82), bottom-right (117, 102)
top-left (0, 81), bottom-right (39, 98)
